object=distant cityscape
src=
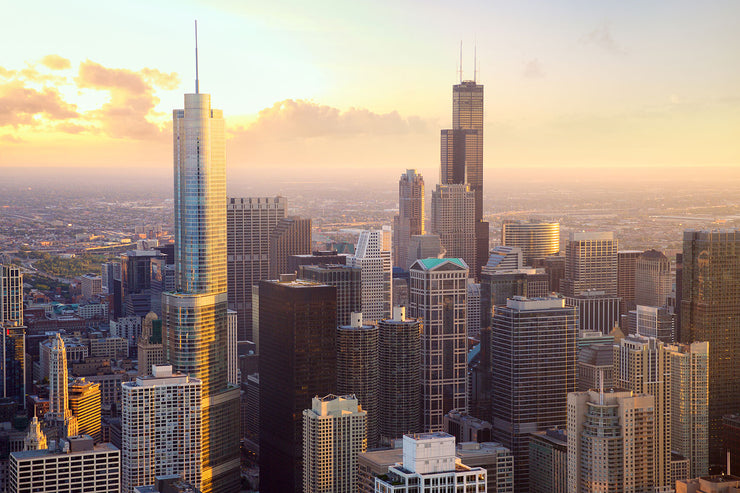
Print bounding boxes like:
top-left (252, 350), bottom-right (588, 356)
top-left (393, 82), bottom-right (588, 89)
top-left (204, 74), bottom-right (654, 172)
top-left (2, 31), bottom-right (740, 493)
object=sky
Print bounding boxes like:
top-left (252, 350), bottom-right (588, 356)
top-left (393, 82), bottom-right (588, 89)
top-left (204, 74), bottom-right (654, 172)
top-left (1, 0), bottom-right (739, 186)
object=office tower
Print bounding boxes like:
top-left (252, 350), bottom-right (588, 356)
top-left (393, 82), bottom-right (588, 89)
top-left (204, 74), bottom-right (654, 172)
top-left (23, 415), bottom-right (47, 451)
top-left (529, 429), bottom-right (567, 493)
top-left (668, 341), bottom-right (709, 478)
top-left (47, 333), bottom-right (78, 438)
top-left (533, 255), bottom-right (565, 294)
top-left (161, 74), bottom-right (240, 493)
top-left (613, 335), bottom-right (671, 489)
top-left (468, 326), bottom-right (492, 420)
top-left (467, 280), bottom-right (481, 338)
top-left (393, 169), bottom-right (425, 270)
top-left (69, 378), bottom-right (101, 443)
top-left (635, 249), bottom-right (672, 308)
top-left (111, 314), bottom-right (142, 353)
top-left (567, 389), bottom-right (657, 493)
top-left (455, 442), bottom-right (514, 493)
top-left (634, 304), bottom-right (675, 342)
top-left (2, 326), bottom-right (25, 406)
top-left (491, 296), bottom-right (578, 492)
top-left (444, 411), bottom-right (493, 443)
top-left (431, 184), bottom-right (477, 275)
top-left (268, 216), bottom-right (312, 279)
top-left (680, 229), bottom-right (740, 466)
top-left (80, 274), bottom-right (102, 301)
top-left (121, 250), bottom-right (165, 317)
top-left (1, 264), bottom-right (22, 323)
top-left (482, 246), bottom-right (524, 273)
top-left (564, 290), bottom-right (621, 332)
top-left (137, 312), bottom-right (164, 376)
top-left (576, 343), bottom-right (614, 392)
top-left (617, 249), bottom-right (642, 314)
top-left (348, 228), bottom-right (393, 323)
top-left (299, 264), bottom-right (361, 326)
top-left (377, 306), bottom-right (422, 445)
top-left (122, 366), bottom-right (202, 493)
top-left (502, 220), bottom-right (560, 266)
top-left (150, 255), bottom-right (175, 317)
top-left (409, 258), bottom-right (469, 432)
top-left (288, 250), bottom-right (347, 274)
top-left (258, 277), bottom-right (337, 493)
top-left (302, 394), bottom-right (367, 493)
top-left (562, 232), bottom-right (618, 297)
top-left (9, 436), bottom-right (120, 493)
top-left (479, 268), bottom-right (550, 327)
top-left (374, 432), bottom-right (488, 492)
top-left (101, 261), bottom-right (121, 295)
top-left (441, 78), bottom-right (488, 278)
top-left (336, 313), bottom-right (379, 448)
top-left (227, 196), bottom-right (287, 341)
top-left (407, 234), bottom-right (445, 269)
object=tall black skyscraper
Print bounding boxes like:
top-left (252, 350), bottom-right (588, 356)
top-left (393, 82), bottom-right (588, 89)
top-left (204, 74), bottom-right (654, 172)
top-left (258, 277), bottom-right (337, 493)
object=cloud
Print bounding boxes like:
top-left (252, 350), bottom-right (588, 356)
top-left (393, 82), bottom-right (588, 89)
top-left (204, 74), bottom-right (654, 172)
top-left (75, 60), bottom-right (180, 139)
top-left (522, 59), bottom-right (545, 79)
top-left (581, 24), bottom-right (626, 55)
top-left (0, 81), bottom-right (78, 126)
top-left (0, 134), bottom-right (24, 143)
top-left (238, 99), bottom-right (430, 141)
top-left (54, 122), bottom-right (92, 134)
top-left (40, 55), bottom-right (71, 70)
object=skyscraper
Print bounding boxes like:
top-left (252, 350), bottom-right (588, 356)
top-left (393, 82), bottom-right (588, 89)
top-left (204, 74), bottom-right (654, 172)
top-left (226, 196), bottom-right (287, 341)
top-left (268, 216), bottom-right (312, 279)
top-left (409, 258), bottom-right (469, 432)
top-left (393, 169), bottom-right (425, 270)
top-left (562, 232), bottom-right (618, 297)
top-left (617, 249), bottom-right (642, 314)
top-left (501, 220), bottom-right (560, 266)
top-left (635, 249), bottom-right (672, 308)
top-left (680, 229), bottom-right (740, 466)
top-left (258, 277), bottom-right (337, 493)
top-left (377, 306), bottom-right (422, 446)
top-left (567, 389), bottom-right (657, 493)
top-left (1, 264), bottom-right (23, 324)
top-left (490, 296), bottom-right (578, 492)
top-left (336, 313), bottom-right (379, 448)
top-left (440, 78), bottom-right (488, 278)
top-left (298, 264), bottom-right (362, 327)
top-left (613, 335), bottom-right (672, 489)
top-left (302, 394), bottom-right (367, 493)
top-left (668, 341), bottom-right (709, 478)
top-left (47, 333), bottom-right (78, 438)
top-left (69, 378), bottom-right (102, 443)
top-left (348, 228), bottom-right (392, 323)
top-left (121, 365), bottom-right (202, 493)
top-left (161, 58), bottom-right (240, 492)
top-left (431, 184), bottom-right (477, 274)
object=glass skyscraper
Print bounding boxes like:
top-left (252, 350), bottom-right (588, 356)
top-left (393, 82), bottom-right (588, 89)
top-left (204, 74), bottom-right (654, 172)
top-left (162, 87), bottom-right (240, 492)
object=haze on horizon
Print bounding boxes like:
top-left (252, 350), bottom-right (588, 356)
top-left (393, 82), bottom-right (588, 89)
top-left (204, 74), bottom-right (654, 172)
top-left (1, 0), bottom-right (739, 186)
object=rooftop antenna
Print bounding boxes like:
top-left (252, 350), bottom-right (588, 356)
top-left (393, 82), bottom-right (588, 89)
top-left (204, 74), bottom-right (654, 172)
top-left (473, 37), bottom-right (477, 83)
top-left (458, 40), bottom-right (463, 83)
top-left (194, 20), bottom-right (199, 94)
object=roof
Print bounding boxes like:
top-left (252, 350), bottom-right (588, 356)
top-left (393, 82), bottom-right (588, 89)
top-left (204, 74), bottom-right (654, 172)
top-left (412, 258), bottom-right (467, 271)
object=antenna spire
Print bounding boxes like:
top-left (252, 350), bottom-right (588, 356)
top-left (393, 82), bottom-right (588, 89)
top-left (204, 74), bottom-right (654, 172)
top-left (194, 20), bottom-right (199, 94)
top-left (473, 37), bottom-right (478, 83)
top-left (458, 41), bottom-right (463, 83)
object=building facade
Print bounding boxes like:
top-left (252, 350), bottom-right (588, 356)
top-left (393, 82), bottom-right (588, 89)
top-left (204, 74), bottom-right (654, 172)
top-left (348, 229), bottom-right (393, 323)
top-left (635, 249), bottom-right (672, 308)
top-left (299, 264), bottom-right (362, 327)
top-left (502, 221), bottom-right (560, 266)
top-left (562, 232), bottom-right (618, 298)
top-left (431, 184), bottom-right (477, 276)
top-left (393, 169), bottom-right (425, 270)
top-left (409, 258), bottom-right (469, 432)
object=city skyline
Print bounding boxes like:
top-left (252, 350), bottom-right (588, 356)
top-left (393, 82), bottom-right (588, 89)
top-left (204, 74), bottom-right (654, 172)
top-left (1, 0), bottom-right (739, 186)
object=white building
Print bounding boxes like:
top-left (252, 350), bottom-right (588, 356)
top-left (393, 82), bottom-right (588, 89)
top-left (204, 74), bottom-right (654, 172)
top-left (111, 315), bottom-right (142, 350)
top-left (466, 280), bottom-right (481, 339)
top-left (46, 334), bottom-right (78, 438)
top-left (122, 365), bottom-right (202, 493)
top-left (348, 228), bottom-right (393, 323)
top-left (9, 436), bottom-right (120, 493)
top-left (374, 432), bottom-right (487, 492)
top-left (409, 258), bottom-right (469, 432)
top-left (303, 394), bottom-right (367, 493)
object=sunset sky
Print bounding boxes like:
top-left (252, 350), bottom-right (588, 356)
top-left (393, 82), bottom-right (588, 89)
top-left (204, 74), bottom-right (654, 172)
top-left (2, 0), bottom-right (739, 185)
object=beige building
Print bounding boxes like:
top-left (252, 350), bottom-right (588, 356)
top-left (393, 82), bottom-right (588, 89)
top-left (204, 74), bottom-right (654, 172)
top-left (431, 184), bottom-right (477, 276)
top-left (302, 394), bottom-right (367, 493)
